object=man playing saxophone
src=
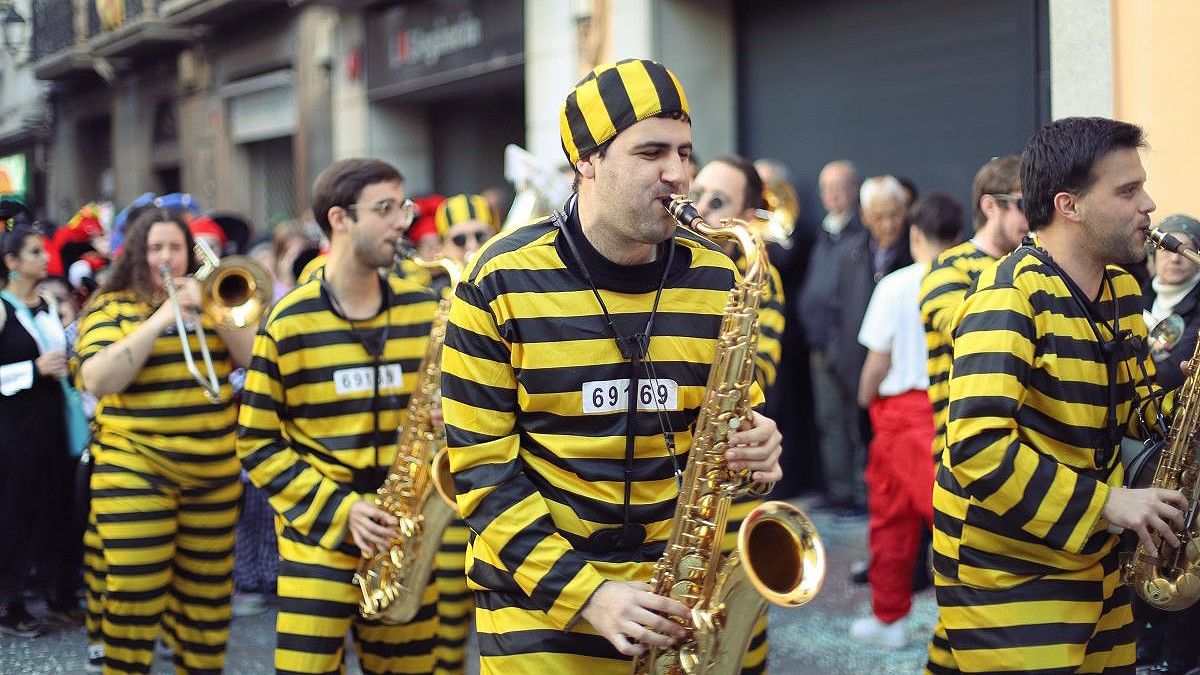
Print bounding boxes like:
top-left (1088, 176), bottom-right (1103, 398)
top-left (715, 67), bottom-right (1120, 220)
top-left (237, 158), bottom-right (443, 674)
top-left (441, 58), bottom-right (782, 674)
top-left (925, 117), bottom-right (1188, 674)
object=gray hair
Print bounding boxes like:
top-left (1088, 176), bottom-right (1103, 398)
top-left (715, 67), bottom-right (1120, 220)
top-left (859, 175), bottom-right (905, 211)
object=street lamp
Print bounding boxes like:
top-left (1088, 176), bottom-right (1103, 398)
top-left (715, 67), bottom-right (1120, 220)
top-left (0, 2), bottom-right (28, 59)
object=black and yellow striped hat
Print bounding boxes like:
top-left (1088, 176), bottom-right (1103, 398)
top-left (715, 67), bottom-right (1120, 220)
top-left (560, 58), bottom-right (691, 167)
top-left (434, 194), bottom-right (498, 238)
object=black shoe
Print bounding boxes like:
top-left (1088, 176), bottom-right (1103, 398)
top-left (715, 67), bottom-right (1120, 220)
top-left (811, 496), bottom-right (847, 512)
top-left (1138, 660), bottom-right (1195, 675)
top-left (849, 559), bottom-right (869, 585)
top-left (836, 503), bottom-right (869, 519)
top-left (0, 602), bottom-right (43, 638)
top-left (46, 602), bottom-right (85, 625)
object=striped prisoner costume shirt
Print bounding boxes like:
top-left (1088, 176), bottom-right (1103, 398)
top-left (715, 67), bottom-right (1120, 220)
top-left (237, 273), bottom-right (437, 549)
top-left (73, 290), bottom-right (240, 482)
top-left (735, 253), bottom-right (785, 392)
top-left (919, 240), bottom-right (996, 459)
top-left (442, 202), bottom-right (763, 652)
top-left (932, 244), bottom-right (1163, 590)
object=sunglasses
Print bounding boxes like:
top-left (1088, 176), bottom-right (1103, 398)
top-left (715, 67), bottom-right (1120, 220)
top-left (451, 230), bottom-right (490, 248)
top-left (688, 189), bottom-right (729, 213)
top-left (991, 194), bottom-right (1024, 211)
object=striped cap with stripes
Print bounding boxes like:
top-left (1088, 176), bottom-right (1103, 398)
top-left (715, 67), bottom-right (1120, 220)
top-left (560, 58), bottom-right (691, 166)
top-left (435, 194), bottom-right (498, 237)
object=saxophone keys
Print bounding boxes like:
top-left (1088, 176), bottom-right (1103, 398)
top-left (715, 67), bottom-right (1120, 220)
top-left (1187, 538), bottom-right (1200, 564)
top-left (670, 580), bottom-right (695, 603)
top-left (678, 553), bottom-right (705, 578)
top-left (678, 645), bottom-right (701, 673)
top-left (1145, 577), bottom-right (1175, 606)
top-left (1176, 571), bottom-right (1200, 599)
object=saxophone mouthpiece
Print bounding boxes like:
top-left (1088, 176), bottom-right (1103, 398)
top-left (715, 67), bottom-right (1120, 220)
top-left (663, 194), bottom-right (702, 228)
top-left (1150, 229), bottom-right (1200, 266)
top-left (394, 239), bottom-right (418, 261)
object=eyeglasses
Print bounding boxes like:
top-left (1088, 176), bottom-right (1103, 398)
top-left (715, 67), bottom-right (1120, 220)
top-left (345, 198), bottom-right (416, 226)
top-left (991, 194), bottom-right (1024, 211)
top-left (450, 230), bottom-right (490, 248)
top-left (688, 189), bottom-right (730, 214)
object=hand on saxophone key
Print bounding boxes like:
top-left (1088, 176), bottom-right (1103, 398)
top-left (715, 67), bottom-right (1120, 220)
top-left (348, 499), bottom-right (400, 557)
top-left (1103, 486), bottom-right (1189, 552)
top-left (581, 580), bottom-right (690, 656)
top-left (725, 411), bottom-right (784, 484)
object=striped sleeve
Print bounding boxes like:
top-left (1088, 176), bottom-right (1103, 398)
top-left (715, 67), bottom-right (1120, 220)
top-left (946, 284), bottom-right (1109, 555)
top-left (921, 260), bottom-right (974, 340)
top-left (71, 296), bottom-right (125, 386)
top-left (442, 278), bottom-right (608, 631)
top-left (754, 261), bottom-right (785, 391)
top-left (236, 327), bottom-right (357, 550)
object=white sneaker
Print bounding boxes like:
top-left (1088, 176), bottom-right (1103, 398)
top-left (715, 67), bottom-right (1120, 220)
top-left (232, 592), bottom-right (268, 618)
top-left (84, 643), bottom-right (104, 673)
top-left (849, 615), bottom-right (906, 649)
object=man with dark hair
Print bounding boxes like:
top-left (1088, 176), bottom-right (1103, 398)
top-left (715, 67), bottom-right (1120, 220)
top-left (238, 158), bottom-right (443, 673)
top-left (852, 194), bottom-right (962, 649)
top-left (921, 155), bottom-right (1028, 464)
top-left (925, 117), bottom-right (1187, 673)
top-left (691, 155), bottom-right (785, 393)
top-left (442, 59), bottom-right (782, 674)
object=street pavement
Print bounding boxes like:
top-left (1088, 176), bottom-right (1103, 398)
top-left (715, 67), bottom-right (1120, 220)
top-left (0, 496), bottom-right (938, 674)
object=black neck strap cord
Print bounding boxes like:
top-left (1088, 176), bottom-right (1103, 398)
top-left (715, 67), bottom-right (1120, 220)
top-left (1029, 246), bottom-right (1126, 466)
top-left (321, 269), bottom-right (393, 488)
top-left (557, 209), bottom-right (677, 549)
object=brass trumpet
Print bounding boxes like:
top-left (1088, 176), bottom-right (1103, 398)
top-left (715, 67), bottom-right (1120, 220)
top-left (162, 239), bottom-right (272, 403)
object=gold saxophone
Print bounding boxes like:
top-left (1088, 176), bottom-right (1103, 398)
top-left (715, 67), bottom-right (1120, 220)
top-left (1123, 230), bottom-right (1200, 610)
top-left (631, 197), bottom-right (825, 675)
top-left (352, 252), bottom-right (462, 623)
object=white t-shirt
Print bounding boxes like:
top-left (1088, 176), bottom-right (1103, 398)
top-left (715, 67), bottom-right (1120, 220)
top-left (857, 262), bottom-right (930, 397)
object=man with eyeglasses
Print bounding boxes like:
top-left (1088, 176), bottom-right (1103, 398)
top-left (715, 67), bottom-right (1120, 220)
top-left (692, 155), bottom-right (786, 395)
top-left (237, 158), bottom-right (444, 674)
top-left (919, 155), bottom-right (1028, 469)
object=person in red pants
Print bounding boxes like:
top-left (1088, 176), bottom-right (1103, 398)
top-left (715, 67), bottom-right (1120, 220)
top-left (851, 193), bottom-right (964, 648)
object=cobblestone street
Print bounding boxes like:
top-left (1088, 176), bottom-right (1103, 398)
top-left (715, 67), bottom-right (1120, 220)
top-left (0, 497), bottom-right (937, 674)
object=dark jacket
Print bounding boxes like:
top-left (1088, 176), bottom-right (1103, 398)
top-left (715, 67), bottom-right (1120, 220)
top-left (1142, 278), bottom-right (1200, 391)
top-left (828, 230), bottom-right (912, 394)
top-left (798, 212), bottom-right (864, 350)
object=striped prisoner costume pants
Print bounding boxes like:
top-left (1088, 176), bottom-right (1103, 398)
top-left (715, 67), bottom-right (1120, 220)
top-left (475, 499), bottom-right (769, 675)
top-left (925, 552), bottom-right (1134, 674)
top-left (84, 506), bottom-right (105, 648)
top-left (90, 441), bottom-right (241, 674)
top-left (434, 521), bottom-right (472, 675)
top-left (275, 523), bottom-right (440, 674)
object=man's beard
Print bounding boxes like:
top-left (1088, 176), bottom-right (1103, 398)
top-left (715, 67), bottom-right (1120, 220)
top-left (354, 237), bottom-right (393, 269)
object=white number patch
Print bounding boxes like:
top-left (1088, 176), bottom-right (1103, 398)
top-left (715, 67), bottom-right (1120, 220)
top-left (581, 378), bottom-right (680, 414)
top-left (334, 364), bottom-right (404, 395)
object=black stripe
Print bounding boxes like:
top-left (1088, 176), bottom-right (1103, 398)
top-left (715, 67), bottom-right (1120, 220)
top-left (477, 627), bottom-right (620, 659)
top-left (947, 620), bottom-right (1096, 651)
top-left (595, 65), bottom-right (637, 138)
top-left (564, 89), bottom-right (597, 161)
top-left (642, 60), bottom-right (682, 117)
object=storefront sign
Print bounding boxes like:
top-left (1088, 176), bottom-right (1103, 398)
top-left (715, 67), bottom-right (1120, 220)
top-left (224, 70), bottom-right (297, 144)
top-left (366, 0), bottom-right (523, 97)
top-left (0, 153), bottom-right (28, 200)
